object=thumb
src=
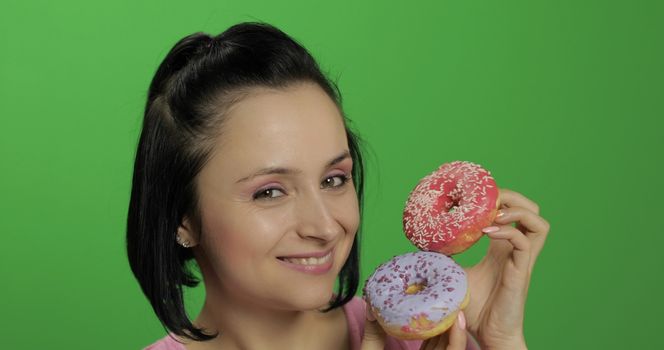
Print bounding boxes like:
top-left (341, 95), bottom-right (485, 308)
top-left (435, 311), bottom-right (468, 350)
top-left (361, 306), bottom-right (387, 350)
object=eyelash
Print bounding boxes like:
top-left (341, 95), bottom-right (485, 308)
top-left (252, 174), bottom-right (352, 201)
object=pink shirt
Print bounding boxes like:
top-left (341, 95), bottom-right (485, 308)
top-left (144, 297), bottom-right (481, 349)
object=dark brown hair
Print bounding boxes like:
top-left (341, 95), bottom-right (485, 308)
top-left (126, 21), bottom-right (365, 341)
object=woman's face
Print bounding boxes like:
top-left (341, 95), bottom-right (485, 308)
top-left (185, 82), bottom-right (360, 311)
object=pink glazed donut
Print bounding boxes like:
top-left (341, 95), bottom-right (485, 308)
top-left (403, 161), bottom-right (500, 255)
top-left (363, 251), bottom-right (469, 340)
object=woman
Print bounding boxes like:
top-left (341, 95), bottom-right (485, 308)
top-left (126, 21), bottom-right (549, 350)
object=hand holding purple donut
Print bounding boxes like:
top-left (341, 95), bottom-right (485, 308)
top-left (463, 188), bottom-right (550, 350)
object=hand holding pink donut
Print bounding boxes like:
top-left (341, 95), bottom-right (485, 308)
top-left (463, 188), bottom-right (550, 350)
top-left (364, 162), bottom-right (549, 349)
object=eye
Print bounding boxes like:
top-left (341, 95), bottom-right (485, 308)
top-left (321, 174), bottom-right (351, 189)
top-left (252, 187), bottom-right (285, 200)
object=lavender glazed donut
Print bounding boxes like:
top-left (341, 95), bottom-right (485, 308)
top-left (363, 251), bottom-right (469, 340)
top-left (403, 160), bottom-right (500, 255)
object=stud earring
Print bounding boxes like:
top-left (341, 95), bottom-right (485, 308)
top-left (176, 235), bottom-right (191, 248)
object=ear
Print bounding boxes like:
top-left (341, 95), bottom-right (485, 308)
top-left (177, 216), bottom-right (199, 248)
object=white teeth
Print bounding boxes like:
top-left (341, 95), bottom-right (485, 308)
top-left (283, 252), bottom-right (332, 265)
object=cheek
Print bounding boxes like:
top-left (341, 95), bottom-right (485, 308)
top-left (200, 206), bottom-right (285, 266)
top-left (337, 191), bottom-right (360, 237)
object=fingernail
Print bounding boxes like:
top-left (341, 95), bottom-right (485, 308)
top-left (482, 226), bottom-right (500, 233)
top-left (496, 210), bottom-right (506, 218)
top-left (457, 311), bottom-right (466, 330)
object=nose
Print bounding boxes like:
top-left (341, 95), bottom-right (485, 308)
top-left (295, 191), bottom-right (344, 242)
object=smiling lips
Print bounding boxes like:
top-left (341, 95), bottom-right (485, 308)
top-left (282, 252), bottom-right (332, 265)
top-left (277, 249), bottom-right (334, 274)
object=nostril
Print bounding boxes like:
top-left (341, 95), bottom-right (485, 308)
top-left (294, 197), bottom-right (344, 239)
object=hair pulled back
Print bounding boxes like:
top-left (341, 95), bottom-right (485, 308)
top-left (126, 21), bottom-right (365, 341)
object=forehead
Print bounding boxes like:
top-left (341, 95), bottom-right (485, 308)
top-left (204, 82), bottom-right (349, 177)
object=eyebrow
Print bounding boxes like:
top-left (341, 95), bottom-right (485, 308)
top-left (235, 150), bottom-right (352, 184)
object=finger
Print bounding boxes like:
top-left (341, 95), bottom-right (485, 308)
top-left (482, 225), bottom-right (531, 274)
top-left (421, 338), bottom-right (433, 350)
top-left (435, 311), bottom-right (467, 350)
top-left (494, 206), bottom-right (550, 258)
top-left (361, 306), bottom-right (387, 350)
top-left (498, 188), bottom-right (540, 215)
top-left (423, 337), bottom-right (439, 350)
top-left (484, 189), bottom-right (541, 265)
top-left (494, 206), bottom-right (550, 233)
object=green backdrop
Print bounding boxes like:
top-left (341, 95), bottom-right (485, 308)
top-left (1, 0), bottom-right (662, 348)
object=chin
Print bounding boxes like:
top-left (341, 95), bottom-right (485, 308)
top-left (270, 249), bottom-right (350, 311)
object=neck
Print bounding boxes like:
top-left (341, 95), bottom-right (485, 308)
top-left (182, 267), bottom-right (348, 350)
top-left (190, 294), bottom-right (347, 350)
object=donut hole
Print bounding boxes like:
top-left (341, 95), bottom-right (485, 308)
top-left (405, 281), bottom-right (427, 295)
top-left (447, 200), bottom-right (462, 213)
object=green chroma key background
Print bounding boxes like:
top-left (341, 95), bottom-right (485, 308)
top-left (1, 0), bottom-right (662, 348)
